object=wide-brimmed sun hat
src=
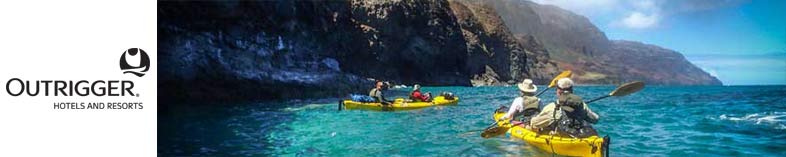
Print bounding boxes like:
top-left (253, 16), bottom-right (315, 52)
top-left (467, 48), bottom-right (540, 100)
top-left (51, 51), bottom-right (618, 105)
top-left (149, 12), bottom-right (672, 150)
top-left (517, 79), bottom-right (537, 93)
top-left (413, 84), bottom-right (421, 91)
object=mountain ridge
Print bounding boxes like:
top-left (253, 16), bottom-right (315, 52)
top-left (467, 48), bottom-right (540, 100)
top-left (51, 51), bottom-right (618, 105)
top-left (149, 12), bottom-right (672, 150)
top-left (485, 0), bottom-right (721, 85)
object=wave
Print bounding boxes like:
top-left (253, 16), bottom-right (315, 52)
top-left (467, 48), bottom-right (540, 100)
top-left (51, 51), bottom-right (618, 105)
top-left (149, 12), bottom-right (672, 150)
top-left (718, 112), bottom-right (786, 130)
top-left (282, 103), bottom-right (331, 112)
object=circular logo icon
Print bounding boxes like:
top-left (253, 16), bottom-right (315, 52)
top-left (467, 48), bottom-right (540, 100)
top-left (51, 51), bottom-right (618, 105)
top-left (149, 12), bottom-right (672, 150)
top-left (120, 48), bottom-right (150, 77)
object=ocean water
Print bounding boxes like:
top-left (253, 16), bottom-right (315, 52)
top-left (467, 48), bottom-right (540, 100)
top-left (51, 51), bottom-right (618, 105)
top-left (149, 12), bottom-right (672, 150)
top-left (158, 86), bottom-right (786, 156)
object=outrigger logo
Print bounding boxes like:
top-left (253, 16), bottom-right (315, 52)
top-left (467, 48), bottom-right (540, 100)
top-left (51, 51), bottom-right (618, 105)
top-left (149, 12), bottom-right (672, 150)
top-left (4, 48), bottom-right (149, 97)
top-left (4, 48), bottom-right (148, 111)
top-left (120, 48), bottom-right (150, 77)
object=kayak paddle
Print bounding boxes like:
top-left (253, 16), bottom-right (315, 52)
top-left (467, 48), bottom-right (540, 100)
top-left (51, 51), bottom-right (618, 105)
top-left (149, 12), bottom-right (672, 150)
top-left (586, 81), bottom-right (645, 103)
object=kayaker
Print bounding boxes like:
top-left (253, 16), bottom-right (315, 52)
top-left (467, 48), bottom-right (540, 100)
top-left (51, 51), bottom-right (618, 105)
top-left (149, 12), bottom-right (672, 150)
top-left (530, 78), bottom-right (599, 138)
top-left (409, 84), bottom-right (431, 102)
top-left (500, 79), bottom-right (541, 122)
top-left (369, 81), bottom-right (392, 105)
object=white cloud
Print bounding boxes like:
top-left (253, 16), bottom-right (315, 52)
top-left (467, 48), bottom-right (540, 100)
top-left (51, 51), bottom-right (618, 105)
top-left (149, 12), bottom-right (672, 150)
top-left (618, 0), bottom-right (661, 29)
top-left (621, 12), bottom-right (659, 29)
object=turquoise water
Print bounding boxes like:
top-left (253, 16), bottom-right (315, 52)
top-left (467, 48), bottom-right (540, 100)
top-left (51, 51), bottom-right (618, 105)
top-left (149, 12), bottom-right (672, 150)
top-left (159, 86), bottom-right (786, 156)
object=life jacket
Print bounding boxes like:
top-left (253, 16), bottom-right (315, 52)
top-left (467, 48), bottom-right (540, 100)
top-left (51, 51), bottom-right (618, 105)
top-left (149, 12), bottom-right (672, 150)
top-left (521, 96), bottom-right (540, 118)
top-left (369, 88), bottom-right (383, 102)
top-left (554, 93), bottom-right (597, 138)
top-left (410, 90), bottom-right (426, 102)
top-left (557, 93), bottom-right (588, 122)
top-left (522, 96), bottom-right (539, 112)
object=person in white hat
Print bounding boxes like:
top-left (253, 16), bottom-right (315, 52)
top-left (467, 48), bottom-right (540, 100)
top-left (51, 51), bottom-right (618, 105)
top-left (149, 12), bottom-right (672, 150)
top-left (500, 79), bottom-right (541, 122)
top-left (530, 78), bottom-right (599, 138)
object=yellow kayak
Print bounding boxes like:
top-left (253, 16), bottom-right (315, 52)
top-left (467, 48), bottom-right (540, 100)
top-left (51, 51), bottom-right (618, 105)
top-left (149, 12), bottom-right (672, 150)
top-left (340, 96), bottom-right (459, 111)
top-left (493, 112), bottom-right (609, 157)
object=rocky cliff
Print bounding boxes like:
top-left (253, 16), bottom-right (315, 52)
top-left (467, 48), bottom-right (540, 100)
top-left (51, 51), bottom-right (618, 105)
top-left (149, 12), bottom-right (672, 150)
top-left (158, 0), bottom-right (720, 102)
top-left (604, 40), bottom-right (722, 85)
top-left (448, 0), bottom-right (559, 85)
top-left (158, 0), bottom-right (556, 102)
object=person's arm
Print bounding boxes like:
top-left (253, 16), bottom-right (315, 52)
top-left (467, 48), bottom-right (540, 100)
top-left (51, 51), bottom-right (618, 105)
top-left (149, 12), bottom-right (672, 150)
top-left (530, 103), bottom-right (556, 129)
top-left (502, 98), bottom-right (523, 120)
top-left (583, 103), bottom-right (599, 123)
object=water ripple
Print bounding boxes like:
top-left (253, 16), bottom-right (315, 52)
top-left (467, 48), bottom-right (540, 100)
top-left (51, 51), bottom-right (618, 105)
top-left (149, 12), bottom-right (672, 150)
top-left (159, 85), bottom-right (786, 156)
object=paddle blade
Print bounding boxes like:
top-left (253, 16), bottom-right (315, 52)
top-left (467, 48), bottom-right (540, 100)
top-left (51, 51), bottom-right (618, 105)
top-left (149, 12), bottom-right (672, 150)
top-left (547, 71), bottom-right (572, 88)
top-left (481, 126), bottom-right (509, 138)
top-left (609, 81), bottom-right (645, 96)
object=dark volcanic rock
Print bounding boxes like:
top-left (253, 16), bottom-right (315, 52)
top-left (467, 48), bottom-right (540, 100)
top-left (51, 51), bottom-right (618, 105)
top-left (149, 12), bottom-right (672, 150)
top-left (158, 1), bottom-right (370, 101)
top-left (159, 1), bottom-right (372, 102)
top-left (346, 0), bottom-right (471, 86)
top-left (158, 0), bottom-right (491, 102)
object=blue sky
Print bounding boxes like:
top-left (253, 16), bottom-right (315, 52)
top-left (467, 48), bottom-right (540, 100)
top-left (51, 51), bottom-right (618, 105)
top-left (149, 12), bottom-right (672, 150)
top-left (531, 0), bottom-right (786, 85)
